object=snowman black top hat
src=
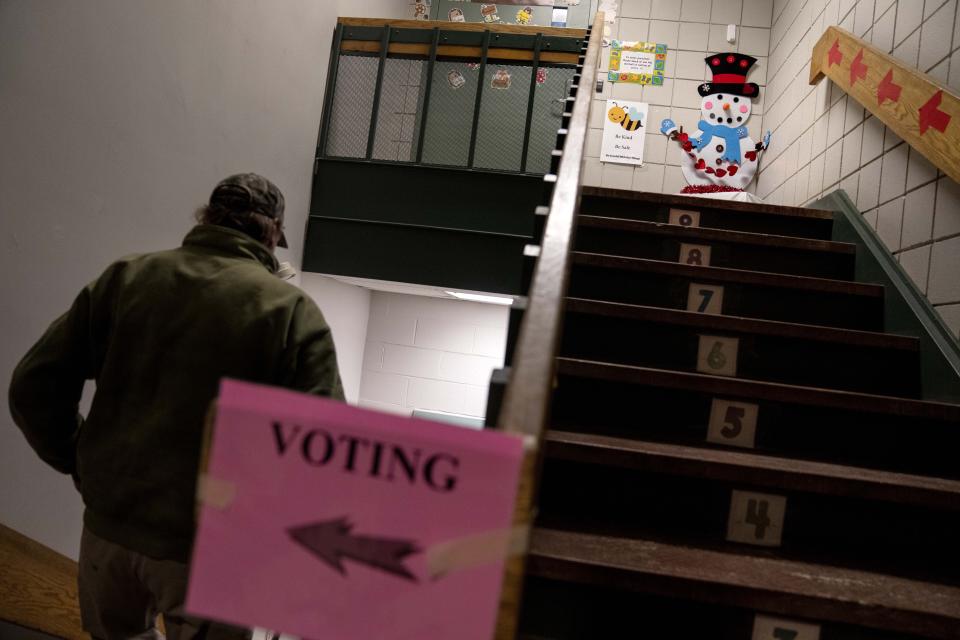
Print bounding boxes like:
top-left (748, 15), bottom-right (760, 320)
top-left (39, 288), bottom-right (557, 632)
top-left (698, 53), bottom-right (760, 98)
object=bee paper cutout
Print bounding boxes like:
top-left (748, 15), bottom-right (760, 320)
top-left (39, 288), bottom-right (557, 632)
top-left (515, 7), bottom-right (533, 24)
top-left (607, 102), bottom-right (643, 132)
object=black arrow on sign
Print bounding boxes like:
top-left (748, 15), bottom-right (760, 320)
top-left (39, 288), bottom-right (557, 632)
top-left (287, 517), bottom-right (420, 582)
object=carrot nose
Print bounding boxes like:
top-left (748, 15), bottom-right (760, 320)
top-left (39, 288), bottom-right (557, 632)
top-left (723, 103), bottom-right (731, 111)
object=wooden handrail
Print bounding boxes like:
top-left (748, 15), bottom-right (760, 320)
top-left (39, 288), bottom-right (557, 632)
top-left (491, 11), bottom-right (604, 640)
top-left (0, 523), bottom-right (85, 639)
top-left (810, 26), bottom-right (960, 183)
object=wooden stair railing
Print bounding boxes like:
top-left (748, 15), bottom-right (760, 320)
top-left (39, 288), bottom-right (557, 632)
top-left (810, 25), bottom-right (960, 183)
top-left (0, 523), bottom-right (85, 639)
top-left (491, 11), bottom-right (604, 640)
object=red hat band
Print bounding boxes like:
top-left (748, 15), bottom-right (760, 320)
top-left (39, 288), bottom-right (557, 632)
top-left (712, 73), bottom-right (747, 83)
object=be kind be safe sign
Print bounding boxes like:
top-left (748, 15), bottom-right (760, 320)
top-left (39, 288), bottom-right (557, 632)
top-left (601, 99), bottom-right (648, 166)
top-left (186, 380), bottom-right (524, 640)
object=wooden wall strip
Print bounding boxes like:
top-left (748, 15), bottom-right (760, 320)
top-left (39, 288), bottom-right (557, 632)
top-left (0, 523), bottom-right (85, 640)
top-left (340, 40), bottom-right (580, 64)
top-left (810, 26), bottom-right (960, 183)
top-left (338, 16), bottom-right (586, 39)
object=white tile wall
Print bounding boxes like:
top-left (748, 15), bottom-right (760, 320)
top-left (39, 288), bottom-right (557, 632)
top-left (583, 0), bottom-right (771, 194)
top-left (762, 0), bottom-right (960, 339)
top-left (357, 292), bottom-right (509, 419)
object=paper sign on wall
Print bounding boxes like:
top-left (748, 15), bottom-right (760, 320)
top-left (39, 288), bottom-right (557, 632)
top-left (608, 40), bottom-right (667, 85)
top-left (186, 379), bottom-right (525, 640)
top-left (601, 99), bottom-right (648, 165)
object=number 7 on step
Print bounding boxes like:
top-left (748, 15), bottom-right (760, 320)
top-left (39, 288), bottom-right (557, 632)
top-left (686, 283), bottom-right (724, 314)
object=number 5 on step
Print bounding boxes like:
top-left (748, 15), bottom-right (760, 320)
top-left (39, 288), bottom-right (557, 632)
top-left (707, 399), bottom-right (758, 448)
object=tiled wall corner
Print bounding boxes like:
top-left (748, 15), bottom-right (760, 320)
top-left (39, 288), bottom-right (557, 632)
top-left (357, 292), bottom-right (508, 419)
top-left (761, 0), bottom-right (960, 339)
top-left (583, 0), bottom-right (772, 194)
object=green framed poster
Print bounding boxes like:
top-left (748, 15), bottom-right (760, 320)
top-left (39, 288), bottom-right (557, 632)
top-left (608, 40), bottom-right (667, 85)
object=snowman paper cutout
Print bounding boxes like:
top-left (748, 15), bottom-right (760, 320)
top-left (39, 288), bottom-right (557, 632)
top-left (660, 53), bottom-right (771, 193)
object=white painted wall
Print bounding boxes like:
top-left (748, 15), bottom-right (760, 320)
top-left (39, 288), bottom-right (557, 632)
top-left (358, 292), bottom-right (509, 419)
top-left (0, 0), bottom-right (406, 559)
top-left (298, 274), bottom-right (371, 405)
top-left (759, 0), bottom-right (960, 338)
top-left (583, 0), bottom-right (773, 193)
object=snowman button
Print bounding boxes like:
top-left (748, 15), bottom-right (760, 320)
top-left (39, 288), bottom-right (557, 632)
top-left (716, 144), bottom-right (724, 152)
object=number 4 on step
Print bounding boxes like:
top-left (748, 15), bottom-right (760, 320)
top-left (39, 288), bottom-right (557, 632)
top-left (727, 490), bottom-right (787, 547)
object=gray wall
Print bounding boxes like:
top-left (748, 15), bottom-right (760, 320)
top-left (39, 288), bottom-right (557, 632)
top-left (759, 0), bottom-right (960, 339)
top-left (0, 0), bottom-right (405, 559)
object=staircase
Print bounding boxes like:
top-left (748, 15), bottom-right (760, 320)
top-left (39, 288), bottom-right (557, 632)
top-left (506, 189), bottom-right (960, 639)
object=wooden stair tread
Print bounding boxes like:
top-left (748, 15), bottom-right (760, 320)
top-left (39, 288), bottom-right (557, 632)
top-left (528, 528), bottom-right (960, 639)
top-left (571, 252), bottom-right (882, 297)
top-left (580, 187), bottom-right (836, 221)
top-left (545, 430), bottom-right (960, 510)
top-left (557, 358), bottom-right (960, 420)
top-left (565, 297), bottom-right (917, 350)
top-left (578, 215), bottom-right (856, 254)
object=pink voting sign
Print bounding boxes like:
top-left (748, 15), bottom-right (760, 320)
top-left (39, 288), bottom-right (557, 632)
top-left (185, 379), bottom-right (524, 639)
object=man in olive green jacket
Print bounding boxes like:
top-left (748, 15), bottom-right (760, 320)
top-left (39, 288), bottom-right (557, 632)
top-left (9, 173), bottom-right (343, 639)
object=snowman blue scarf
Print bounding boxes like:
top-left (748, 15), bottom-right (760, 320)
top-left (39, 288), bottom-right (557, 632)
top-left (691, 121), bottom-right (749, 163)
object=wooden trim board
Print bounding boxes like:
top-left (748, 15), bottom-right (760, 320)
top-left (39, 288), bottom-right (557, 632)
top-left (340, 40), bottom-right (579, 64)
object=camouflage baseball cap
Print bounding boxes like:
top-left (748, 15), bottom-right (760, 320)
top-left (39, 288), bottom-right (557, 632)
top-left (209, 173), bottom-right (287, 248)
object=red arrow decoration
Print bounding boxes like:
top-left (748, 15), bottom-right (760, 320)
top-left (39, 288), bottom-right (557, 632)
top-left (877, 69), bottom-right (902, 105)
top-left (289, 518), bottom-right (421, 582)
top-left (919, 90), bottom-right (951, 134)
top-left (850, 48), bottom-right (868, 86)
top-left (827, 39), bottom-right (843, 67)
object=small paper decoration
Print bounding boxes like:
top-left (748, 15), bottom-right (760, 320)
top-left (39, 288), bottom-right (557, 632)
top-left (491, 69), bottom-right (511, 90)
top-left (447, 70), bottom-right (466, 89)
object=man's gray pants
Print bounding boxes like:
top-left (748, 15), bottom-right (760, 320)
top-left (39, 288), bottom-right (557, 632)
top-left (79, 527), bottom-right (250, 640)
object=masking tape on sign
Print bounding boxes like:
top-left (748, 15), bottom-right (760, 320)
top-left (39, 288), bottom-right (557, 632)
top-left (425, 525), bottom-right (531, 580)
top-left (197, 474), bottom-right (236, 509)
